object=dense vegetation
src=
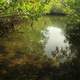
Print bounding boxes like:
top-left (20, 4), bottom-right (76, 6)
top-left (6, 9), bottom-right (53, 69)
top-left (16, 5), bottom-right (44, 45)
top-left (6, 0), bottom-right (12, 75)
top-left (0, 0), bottom-right (77, 35)
top-left (0, 0), bottom-right (80, 80)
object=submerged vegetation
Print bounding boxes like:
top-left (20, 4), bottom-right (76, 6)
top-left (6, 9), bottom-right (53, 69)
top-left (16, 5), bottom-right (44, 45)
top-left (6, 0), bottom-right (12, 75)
top-left (0, 0), bottom-right (80, 80)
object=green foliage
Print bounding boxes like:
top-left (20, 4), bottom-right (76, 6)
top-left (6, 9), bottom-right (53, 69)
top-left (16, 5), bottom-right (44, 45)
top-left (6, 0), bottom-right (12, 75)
top-left (0, 0), bottom-right (49, 19)
top-left (44, 0), bottom-right (80, 15)
top-left (0, 0), bottom-right (51, 35)
top-left (0, 0), bottom-right (80, 18)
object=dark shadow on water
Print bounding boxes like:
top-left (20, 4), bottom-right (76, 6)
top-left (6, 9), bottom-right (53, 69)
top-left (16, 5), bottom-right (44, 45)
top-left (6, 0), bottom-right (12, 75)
top-left (0, 45), bottom-right (6, 53)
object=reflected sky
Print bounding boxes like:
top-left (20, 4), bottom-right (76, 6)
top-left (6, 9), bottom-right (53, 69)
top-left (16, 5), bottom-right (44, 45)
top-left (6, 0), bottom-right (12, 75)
top-left (42, 26), bottom-right (74, 63)
top-left (44, 26), bottom-right (69, 54)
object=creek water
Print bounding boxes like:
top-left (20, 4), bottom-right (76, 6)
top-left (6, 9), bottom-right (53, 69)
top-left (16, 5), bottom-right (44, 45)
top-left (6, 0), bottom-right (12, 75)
top-left (0, 16), bottom-right (78, 64)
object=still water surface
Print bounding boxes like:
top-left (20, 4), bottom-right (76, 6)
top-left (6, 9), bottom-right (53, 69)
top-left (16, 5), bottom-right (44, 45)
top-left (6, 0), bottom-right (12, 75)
top-left (0, 16), bottom-right (77, 64)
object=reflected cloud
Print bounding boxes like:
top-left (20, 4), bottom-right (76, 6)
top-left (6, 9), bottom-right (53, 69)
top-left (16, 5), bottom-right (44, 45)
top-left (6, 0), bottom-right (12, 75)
top-left (44, 27), bottom-right (69, 54)
top-left (43, 26), bottom-right (75, 63)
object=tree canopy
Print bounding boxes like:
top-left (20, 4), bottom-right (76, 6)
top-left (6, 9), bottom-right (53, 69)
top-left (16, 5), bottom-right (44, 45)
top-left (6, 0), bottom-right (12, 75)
top-left (0, 0), bottom-right (80, 19)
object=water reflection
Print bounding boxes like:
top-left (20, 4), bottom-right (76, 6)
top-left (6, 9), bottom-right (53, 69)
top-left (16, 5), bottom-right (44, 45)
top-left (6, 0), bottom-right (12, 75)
top-left (66, 21), bottom-right (80, 57)
top-left (0, 16), bottom-right (77, 66)
top-left (43, 26), bottom-right (75, 63)
top-left (44, 27), bottom-right (68, 54)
